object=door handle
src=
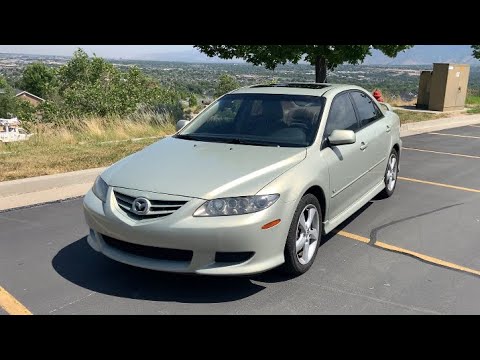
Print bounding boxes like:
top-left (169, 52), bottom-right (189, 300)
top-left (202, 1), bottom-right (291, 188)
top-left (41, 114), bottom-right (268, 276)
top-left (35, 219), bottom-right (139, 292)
top-left (360, 142), bottom-right (368, 151)
top-left (386, 125), bottom-right (391, 133)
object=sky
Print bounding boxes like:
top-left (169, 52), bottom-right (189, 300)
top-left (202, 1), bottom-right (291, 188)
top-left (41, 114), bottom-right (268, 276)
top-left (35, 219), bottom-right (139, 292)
top-left (0, 45), bottom-right (477, 65)
top-left (0, 45), bottom-right (193, 58)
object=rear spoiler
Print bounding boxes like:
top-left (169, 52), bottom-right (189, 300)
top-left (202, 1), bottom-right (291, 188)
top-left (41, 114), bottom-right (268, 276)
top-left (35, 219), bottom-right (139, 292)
top-left (379, 102), bottom-right (393, 113)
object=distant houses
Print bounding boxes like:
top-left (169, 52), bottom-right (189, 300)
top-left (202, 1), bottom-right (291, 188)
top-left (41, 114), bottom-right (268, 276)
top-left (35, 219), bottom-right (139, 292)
top-left (14, 90), bottom-right (45, 107)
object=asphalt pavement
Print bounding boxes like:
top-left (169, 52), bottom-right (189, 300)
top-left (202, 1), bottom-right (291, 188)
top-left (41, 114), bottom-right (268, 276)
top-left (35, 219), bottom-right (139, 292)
top-left (1, 125), bottom-right (480, 314)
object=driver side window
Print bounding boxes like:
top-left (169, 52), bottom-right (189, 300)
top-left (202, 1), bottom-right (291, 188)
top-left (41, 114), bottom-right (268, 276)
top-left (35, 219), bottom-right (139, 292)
top-left (324, 93), bottom-right (359, 137)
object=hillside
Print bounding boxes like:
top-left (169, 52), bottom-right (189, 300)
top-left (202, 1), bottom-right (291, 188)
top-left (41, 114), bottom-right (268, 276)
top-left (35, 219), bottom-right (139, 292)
top-left (1, 53), bottom-right (479, 102)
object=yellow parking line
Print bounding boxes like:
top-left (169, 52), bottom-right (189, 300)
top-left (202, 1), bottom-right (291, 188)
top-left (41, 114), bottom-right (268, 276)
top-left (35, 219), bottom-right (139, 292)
top-left (429, 132), bottom-right (480, 139)
top-left (398, 176), bottom-right (480, 193)
top-left (0, 286), bottom-right (32, 315)
top-left (468, 125), bottom-right (480, 128)
top-left (337, 230), bottom-right (370, 243)
top-left (403, 147), bottom-right (480, 159)
top-left (336, 230), bottom-right (480, 277)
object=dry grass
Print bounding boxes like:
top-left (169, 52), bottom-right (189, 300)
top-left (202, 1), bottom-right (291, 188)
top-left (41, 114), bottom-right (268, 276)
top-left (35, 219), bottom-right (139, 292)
top-left (395, 110), bottom-right (447, 124)
top-left (0, 112), bottom-right (176, 182)
top-left (382, 93), bottom-right (417, 107)
top-left (3, 102), bottom-right (477, 182)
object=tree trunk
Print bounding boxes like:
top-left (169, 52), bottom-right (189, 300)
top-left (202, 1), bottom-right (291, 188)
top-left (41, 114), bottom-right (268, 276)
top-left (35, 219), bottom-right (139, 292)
top-left (315, 55), bottom-right (327, 83)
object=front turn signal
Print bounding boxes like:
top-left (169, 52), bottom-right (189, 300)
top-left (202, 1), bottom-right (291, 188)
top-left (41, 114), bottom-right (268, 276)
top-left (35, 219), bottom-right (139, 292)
top-left (261, 219), bottom-right (281, 230)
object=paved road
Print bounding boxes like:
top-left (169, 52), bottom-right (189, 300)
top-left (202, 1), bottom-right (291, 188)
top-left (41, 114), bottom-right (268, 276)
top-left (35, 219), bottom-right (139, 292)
top-left (2, 125), bottom-right (480, 314)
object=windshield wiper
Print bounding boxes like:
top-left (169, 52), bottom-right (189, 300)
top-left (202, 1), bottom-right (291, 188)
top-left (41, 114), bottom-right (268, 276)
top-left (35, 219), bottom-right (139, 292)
top-left (176, 134), bottom-right (281, 147)
top-left (219, 138), bottom-right (278, 147)
top-left (174, 134), bottom-right (207, 141)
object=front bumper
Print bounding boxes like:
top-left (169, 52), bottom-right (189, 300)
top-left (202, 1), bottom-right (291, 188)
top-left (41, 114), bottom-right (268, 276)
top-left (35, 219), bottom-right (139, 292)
top-left (83, 187), bottom-right (296, 275)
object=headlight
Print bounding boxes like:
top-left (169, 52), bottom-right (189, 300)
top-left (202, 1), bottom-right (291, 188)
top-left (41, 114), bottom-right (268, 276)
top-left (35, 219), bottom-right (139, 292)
top-left (92, 176), bottom-right (109, 202)
top-left (193, 194), bottom-right (279, 217)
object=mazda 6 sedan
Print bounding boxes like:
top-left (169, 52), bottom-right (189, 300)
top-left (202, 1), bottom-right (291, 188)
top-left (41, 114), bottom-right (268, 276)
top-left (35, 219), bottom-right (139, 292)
top-left (83, 83), bottom-right (401, 276)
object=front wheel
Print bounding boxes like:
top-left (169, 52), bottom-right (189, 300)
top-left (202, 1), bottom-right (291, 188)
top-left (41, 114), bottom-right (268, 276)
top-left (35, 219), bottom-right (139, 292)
top-left (281, 194), bottom-right (322, 276)
top-left (378, 149), bottom-right (399, 199)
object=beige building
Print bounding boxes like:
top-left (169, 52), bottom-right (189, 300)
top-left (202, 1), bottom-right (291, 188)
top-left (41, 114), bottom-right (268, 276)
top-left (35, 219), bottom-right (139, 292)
top-left (15, 90), bottom-right (45, 107)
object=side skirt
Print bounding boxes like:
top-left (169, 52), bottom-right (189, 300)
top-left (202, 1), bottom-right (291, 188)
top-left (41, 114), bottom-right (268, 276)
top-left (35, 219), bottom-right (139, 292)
top-left (323, 180), bottom-right (385, 234)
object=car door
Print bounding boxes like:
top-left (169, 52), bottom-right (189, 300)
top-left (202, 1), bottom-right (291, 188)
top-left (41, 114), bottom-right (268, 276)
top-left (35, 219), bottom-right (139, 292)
top-left (350, 91), bottom-right (390, 186)
top-left (320, 92), bottom-right (371, 221)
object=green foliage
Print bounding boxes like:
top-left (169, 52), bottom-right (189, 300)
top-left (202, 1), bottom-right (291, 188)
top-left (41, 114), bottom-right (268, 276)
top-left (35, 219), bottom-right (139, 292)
top-left (20, 63), bottom-right (56, 99)
top-left (472, 45), bottom-right (480, 59)
top-left (37, 101), bottom-right (61, 122)
top-left (0, 76), bottom-right (37, 121)
top-left (188, 94), bottom-right (198, 107)
top-left (0, 76), bottom-right (18, 118)
top-left (214, 74), bottom-right (240, 98)
top-left (35, 48), bottom-right (183, 121)
top-left (466, 92), bottom-right (480, 105)
top-left (195, 45), bottom-right (413, 81)
top-left (466, 89), bottom-right (480, 114)
top-left (15, 100), bottom-right (36, 122)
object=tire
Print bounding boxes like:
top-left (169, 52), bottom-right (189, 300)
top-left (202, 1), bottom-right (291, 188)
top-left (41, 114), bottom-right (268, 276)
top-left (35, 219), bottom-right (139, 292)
top-left (378, 148), bottom-right (399, 199)
top-left (282, 193), bottom-right (322, 276)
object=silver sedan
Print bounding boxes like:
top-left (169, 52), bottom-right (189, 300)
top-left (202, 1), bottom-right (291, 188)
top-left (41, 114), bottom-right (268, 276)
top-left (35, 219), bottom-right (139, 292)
top-left (83, 83), bottom-right (401, 276)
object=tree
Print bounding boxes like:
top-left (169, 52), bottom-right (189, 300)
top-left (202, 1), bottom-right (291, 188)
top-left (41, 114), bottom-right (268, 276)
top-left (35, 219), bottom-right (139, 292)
top-left (214, 74), bottom-right (240, 98)
top-left (472, 45), bottom-right (480, 59)
top-left (0, 76), bottom-right (18, 118)
top-left (195, 45), bottom-right (413, 83)
top-left (188, 94), bottom-right (198, 107)
top-left (20, 62), bottom-right (56, 98)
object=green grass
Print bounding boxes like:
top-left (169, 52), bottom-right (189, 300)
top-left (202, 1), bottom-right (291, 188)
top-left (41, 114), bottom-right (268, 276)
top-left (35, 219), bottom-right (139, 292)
top-left (0, 114), bottom-right (175, 182)
top-left (395, 110), bottom-right (445, 124)
top-left (467, 107), bottom-right (480, 114)
top-left (466, 94), bottom-right (480, 106)
top-left (466, 93), bottom-right (480, 114)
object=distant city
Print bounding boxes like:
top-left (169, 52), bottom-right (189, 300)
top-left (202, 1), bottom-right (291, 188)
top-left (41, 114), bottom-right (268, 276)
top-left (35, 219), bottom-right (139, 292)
top-left (0, 48), bottom-right (479, 101)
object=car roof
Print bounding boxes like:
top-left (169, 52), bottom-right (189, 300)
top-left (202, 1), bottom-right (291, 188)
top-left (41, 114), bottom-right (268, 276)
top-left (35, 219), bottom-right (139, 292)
top-left (231, 82), bottom-right (369, 98)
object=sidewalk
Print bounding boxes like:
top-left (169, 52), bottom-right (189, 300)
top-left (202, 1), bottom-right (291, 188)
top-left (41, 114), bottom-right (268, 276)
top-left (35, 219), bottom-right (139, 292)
top-left (400, 114), bottom-right (480, 137)
top-left (0, 168), bottom-right (104, 211)
top-left (2, 114), bottom-right (480, 211)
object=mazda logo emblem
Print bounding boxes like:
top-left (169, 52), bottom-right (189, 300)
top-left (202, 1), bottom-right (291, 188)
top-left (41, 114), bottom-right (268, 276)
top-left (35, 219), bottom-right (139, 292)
top-left (131, 197), bottom-right (150, 215)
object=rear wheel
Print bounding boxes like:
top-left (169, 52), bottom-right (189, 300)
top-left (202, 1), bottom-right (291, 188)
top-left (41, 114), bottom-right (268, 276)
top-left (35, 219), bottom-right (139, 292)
top-left (282, 194), bottom-right (322, 276)
top-left (378, 149), bottom-right (399, 198)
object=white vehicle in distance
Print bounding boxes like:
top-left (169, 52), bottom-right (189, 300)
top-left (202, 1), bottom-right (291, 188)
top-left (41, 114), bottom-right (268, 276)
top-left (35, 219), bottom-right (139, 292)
top-left (83, 83), bottom-right (401, 276)
top-left (0, 118), bottom-right (33, 143)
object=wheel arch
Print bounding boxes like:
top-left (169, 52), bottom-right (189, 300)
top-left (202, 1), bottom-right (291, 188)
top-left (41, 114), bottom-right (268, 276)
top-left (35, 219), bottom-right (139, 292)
top-left (392, 142), bottom-right (401, 170)
top-left (303, 185), bottom-right (326, 220)
top-left (392, 143), bottom-right (400, 155)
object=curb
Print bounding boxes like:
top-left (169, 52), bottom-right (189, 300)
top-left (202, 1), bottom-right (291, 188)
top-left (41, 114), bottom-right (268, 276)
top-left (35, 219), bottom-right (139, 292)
top-left (400, 114), bottom-right (480, 137)
top-left (0, 167), bottom-right (105, 211)
top-left (1, 114), bottom-right (480, 211)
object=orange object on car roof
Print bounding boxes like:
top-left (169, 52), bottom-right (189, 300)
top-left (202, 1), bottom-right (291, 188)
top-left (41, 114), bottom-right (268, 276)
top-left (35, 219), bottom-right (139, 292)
top-left (372, 89), bottom-right (384, 102)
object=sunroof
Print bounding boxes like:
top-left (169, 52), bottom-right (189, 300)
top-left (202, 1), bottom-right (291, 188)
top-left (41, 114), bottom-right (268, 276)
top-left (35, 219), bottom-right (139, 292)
top-left (251, 83), bottom-right (330, 89)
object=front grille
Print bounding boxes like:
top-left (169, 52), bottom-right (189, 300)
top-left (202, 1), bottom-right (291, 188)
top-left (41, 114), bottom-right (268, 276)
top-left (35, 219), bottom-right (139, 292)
top-left (102, 235), bottom-right (193, 262)
top-left (114, 191), bottom-right (187, 220)
top-left (215, 251), bottom-right (254, 264)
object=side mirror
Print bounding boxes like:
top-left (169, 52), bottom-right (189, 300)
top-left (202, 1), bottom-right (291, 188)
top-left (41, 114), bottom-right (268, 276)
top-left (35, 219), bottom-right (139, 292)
top-left (176, 119), bottom-right (190, 132)
top-left (328, 129), bottom-right (356, 146)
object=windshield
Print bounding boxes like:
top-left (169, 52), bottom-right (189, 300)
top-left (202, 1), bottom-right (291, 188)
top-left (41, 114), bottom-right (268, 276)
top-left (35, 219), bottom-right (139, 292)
top-left (176, 93), bottom-right (325, 147)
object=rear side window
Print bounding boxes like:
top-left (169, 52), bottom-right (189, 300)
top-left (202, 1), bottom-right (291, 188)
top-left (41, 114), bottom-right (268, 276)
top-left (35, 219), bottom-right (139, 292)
top-left (350, 91), bottom-right (382, 127)
top-left (325, 93), bottom-right (358, 136)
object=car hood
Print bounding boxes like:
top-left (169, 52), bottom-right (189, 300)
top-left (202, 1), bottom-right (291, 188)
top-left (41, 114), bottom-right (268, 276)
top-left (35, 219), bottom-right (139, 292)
top-left (102, 136), bottom-right (307, 199)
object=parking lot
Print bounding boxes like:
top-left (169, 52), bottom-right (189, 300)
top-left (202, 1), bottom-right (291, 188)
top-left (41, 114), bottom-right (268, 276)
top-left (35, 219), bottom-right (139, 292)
top-left (1, 124), bottom-right (480, 314)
